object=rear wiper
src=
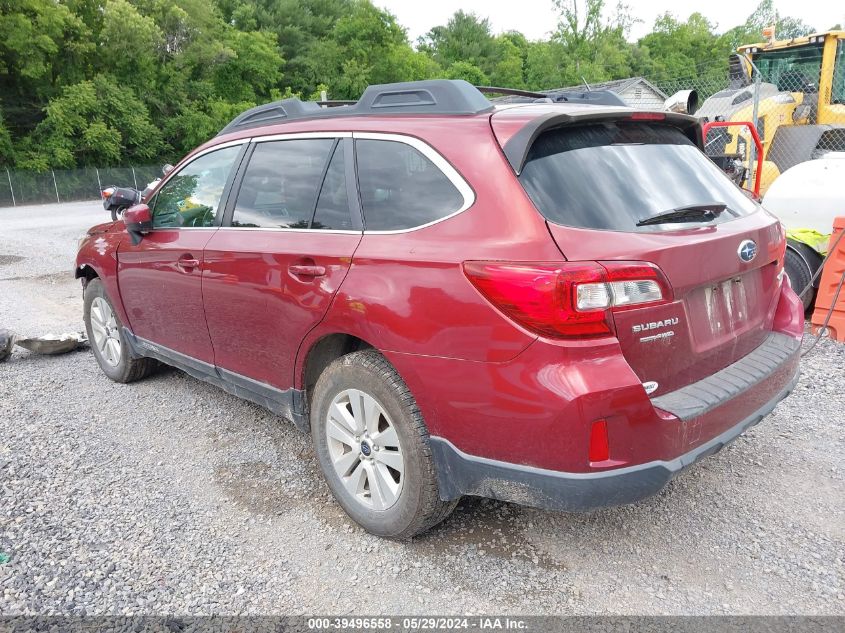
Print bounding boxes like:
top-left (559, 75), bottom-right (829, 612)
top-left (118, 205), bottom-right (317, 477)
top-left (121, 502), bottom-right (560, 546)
top-left (636, 203), bottom-right (727, 227)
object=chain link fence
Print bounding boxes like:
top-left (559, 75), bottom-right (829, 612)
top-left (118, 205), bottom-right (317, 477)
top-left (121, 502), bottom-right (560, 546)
top-left (648, 51), bottom-right (845, 198)
top-left (0, 165), bottom-right (162, 208)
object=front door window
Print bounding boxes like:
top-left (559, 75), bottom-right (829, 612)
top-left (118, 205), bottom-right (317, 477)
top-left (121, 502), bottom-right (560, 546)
top-left (151, 146), bottom-right (241, 228)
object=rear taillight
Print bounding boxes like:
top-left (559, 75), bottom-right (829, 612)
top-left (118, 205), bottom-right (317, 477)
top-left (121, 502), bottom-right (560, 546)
top-left (463, 260), bottom-right (672, 339)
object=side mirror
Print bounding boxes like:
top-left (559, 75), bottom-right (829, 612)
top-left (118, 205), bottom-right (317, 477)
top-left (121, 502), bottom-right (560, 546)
top-left (663, 89), bottom-right (699, 114)
top-left (123, 204), bottom-right (153, 245)
top-left (162, 163), bottom-right (174, 176)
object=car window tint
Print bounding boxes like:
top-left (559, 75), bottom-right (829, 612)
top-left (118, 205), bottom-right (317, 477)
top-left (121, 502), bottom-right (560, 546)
top-left (232, 139), bottom-right (334, 229)
top-left (519, 122), bottom-right (758, 232)
top-left (312, 143), bottom-right (352, 230)
top-left (152, 146), bottom-right (240, 229)
top-left (355, 139), bottom-right (464, 231)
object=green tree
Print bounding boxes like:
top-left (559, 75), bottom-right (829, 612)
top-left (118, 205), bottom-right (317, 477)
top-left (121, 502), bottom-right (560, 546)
top-left (18, 75), bottom-right (164, 169)
top-left (419, 11), bottom-right (498, 74)
top-left (0, 0), bottom-right (93, 135)
top-left (445, 61), bottom-right (489, 85)
top-left (212, 29), bottom-right (284, 103)
top-left (742, 0), bottom-right (815, 40)
top-left (0, 109), bottom-right (13, 166)
top-left (98, 0), bottom-right (163, 91)
top-left (548, 0), bottom-right (635, 86)
top-left (634, 12), bottom-right (732, 86)
top-left (490, 36), bottom-right (525, 88)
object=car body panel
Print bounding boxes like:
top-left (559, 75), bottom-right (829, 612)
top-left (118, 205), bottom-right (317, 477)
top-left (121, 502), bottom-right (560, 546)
top-left (116, 229), bottom-right (217, 364)
top-left (203, 229), bottom-right (362, 390)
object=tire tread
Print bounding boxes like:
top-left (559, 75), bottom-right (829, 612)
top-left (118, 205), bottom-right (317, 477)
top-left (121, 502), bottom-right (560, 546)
top-left (316, 349), bottom-right (456, 539)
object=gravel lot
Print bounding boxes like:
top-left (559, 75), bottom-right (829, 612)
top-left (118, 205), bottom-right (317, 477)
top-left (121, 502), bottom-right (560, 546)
top-left (0, 201), bottom-right (843, 616)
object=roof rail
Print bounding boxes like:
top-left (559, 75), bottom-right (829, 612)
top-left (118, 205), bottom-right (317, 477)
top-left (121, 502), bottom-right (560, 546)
top-left (217, 79), bottom-right (494, 136)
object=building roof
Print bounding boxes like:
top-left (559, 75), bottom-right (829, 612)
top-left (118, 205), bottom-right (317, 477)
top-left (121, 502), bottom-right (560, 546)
top-left (551, 77), bottom-right (668, 99)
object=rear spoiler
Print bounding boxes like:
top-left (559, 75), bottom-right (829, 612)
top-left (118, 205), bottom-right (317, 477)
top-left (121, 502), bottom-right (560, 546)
top-left (502, 110), bottom-right (702, 175)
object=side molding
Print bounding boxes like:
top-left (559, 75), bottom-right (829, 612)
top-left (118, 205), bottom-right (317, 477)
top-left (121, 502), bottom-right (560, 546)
top-left (123, 329), bottom-right (309, 431)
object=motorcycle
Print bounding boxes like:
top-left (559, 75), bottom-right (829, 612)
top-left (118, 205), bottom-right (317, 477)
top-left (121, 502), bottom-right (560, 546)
top-left (101, 164), bottom-right (173, 221)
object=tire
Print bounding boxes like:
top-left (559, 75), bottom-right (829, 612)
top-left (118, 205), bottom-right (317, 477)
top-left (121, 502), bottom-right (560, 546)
top-left (83, 278), bottom-right (156, 383)
top-left (311, 349), bottom-right (457, 539)
top-left (785, 244), bottom-right (821, 313)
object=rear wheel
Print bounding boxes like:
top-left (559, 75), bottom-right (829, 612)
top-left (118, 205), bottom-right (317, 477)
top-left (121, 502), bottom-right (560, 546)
top-left (84, 279), bottom-right (156, 383)
top-left (311, 350), bottom-right (456, 539)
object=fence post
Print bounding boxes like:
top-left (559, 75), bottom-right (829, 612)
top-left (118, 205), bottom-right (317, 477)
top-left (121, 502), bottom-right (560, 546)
top-left (96, 168), bottom-right (102, 196)
top-left (131, 166), bottom-right (138, 190)
top-left (747, 54), bottom-right (762, 191)
top-left (5, 167), bottom-right (14, 207)
top-left (51, 169), bottom-right (60, 204)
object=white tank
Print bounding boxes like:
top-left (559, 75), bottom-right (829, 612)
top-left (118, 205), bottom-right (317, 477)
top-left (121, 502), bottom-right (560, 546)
top-left (762, 154), bottom-right (845, 234)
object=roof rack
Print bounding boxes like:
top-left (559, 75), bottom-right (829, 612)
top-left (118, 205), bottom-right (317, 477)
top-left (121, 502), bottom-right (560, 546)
top-left (217, 79), bottom-right (494, 136)
top-left (216, 80), bottom-right (632, 137)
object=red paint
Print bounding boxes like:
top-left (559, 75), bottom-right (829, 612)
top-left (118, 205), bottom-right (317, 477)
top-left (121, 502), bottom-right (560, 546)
top-left (201, 229), bottom-right (361, 389)
top-left (76, 99), bottom-right (802, 484)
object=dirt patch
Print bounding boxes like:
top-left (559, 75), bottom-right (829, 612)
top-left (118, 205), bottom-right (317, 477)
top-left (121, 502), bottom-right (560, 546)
top-left (0, 271), bottom-right (69, 283)
top-left (416, 497), bottom-right (565, 571)
top-left (215, 462), bottom-right (300, 517)
top-left (0, 255), bottom-right (24, 266)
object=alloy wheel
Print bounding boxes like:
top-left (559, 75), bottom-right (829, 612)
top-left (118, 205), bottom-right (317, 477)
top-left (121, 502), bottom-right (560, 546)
top-left (89, 296), bottom-right (122, 367)
top-left (325, 388), bottom-right (404, 511)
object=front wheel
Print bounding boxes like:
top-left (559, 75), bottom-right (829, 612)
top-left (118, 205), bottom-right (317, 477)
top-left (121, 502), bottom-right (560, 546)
top-left (83, 279), bottom-right (156, 383)
top-left (311, 350), bottom-right (456, 539)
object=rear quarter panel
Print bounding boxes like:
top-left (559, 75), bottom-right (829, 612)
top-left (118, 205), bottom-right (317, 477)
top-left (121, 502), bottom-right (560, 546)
top-left (295, 116), bottom-right (564, 385)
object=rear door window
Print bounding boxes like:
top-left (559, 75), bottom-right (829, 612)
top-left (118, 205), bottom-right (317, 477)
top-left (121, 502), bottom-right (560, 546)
top-left (519, 122), bottom-right (758, 232)
top-left (355, 139), bottom-right (465, 231)
top-left (232, 139), bottom-right (334, 229)
top-left (312, 143), bottom-right (352, 230)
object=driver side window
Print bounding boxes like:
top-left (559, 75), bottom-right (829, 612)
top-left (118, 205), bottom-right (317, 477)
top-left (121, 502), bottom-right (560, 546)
top-left (151, 145), bottom-right (241, 229)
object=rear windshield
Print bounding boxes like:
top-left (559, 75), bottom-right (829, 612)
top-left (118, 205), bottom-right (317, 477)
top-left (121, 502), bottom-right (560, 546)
top-left (519, 122), bottom-right (758, 231)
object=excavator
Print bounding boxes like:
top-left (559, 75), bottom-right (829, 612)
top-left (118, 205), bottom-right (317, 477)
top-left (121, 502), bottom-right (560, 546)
top-left (692, 29), bottom-right (845, 195)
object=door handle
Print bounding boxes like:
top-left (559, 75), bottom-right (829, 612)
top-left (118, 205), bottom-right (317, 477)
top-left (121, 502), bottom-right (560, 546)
top-left (288, 264), bottom-right (326, 278)
top-left (177, 255), bottom-right (200, 272)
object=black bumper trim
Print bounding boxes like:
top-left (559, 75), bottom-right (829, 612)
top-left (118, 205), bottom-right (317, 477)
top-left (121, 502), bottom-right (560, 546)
top-left (651, 332), bottom-right (801, 421)
top-left (430, 370), bottom-right (799, 512)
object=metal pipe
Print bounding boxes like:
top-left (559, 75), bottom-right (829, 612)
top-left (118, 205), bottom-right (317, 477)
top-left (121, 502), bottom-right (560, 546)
top-left (745, 53), bottom-right (763, 189)
top-left (51, 169), bottom-right (60, 204)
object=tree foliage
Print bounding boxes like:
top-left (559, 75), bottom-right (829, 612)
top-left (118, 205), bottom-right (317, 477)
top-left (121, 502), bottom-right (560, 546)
top-left (0, 0), bottom-right (823, 170)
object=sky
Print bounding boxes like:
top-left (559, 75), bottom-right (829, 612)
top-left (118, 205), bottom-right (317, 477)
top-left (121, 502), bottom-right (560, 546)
top-left (376, 0), bottom-right (844, 43)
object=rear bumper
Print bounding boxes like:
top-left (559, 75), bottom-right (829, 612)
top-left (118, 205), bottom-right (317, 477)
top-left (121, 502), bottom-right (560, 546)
top-left (430, 333), bottom-right (800, 511)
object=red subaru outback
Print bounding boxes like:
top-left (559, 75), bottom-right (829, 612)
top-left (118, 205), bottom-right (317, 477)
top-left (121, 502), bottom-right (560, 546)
top-left (76, 80), bottom-right (803, 538)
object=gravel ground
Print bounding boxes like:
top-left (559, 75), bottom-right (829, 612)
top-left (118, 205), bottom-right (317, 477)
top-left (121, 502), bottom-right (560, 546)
top-left (0, 201), bottom-right (843, 616)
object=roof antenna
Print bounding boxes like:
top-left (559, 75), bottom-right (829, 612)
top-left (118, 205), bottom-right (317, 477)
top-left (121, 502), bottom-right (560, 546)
top-left (581, 77), bottom-right (591, 92)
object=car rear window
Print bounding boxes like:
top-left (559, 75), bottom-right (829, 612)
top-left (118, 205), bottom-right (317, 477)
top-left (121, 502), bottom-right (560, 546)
top-left (518, 122), bottom-right (758, 232)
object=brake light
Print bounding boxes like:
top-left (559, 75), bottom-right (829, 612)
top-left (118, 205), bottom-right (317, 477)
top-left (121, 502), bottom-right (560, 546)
top-left (629, 112), bottom-right (665, 120)
top-left (462, 260), bottom-right (672, 339)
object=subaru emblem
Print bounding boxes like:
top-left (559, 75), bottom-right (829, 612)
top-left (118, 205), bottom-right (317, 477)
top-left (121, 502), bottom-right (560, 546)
top-left (738, 239), bottom-right (757, 263)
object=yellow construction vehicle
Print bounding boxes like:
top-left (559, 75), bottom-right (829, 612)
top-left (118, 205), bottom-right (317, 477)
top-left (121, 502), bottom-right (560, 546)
top-left (694, 30), bottom-right (845, 196)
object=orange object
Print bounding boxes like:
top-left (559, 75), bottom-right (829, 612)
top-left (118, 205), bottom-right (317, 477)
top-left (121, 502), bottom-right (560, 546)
top-left (811, 217), bottom-right (845, 342)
